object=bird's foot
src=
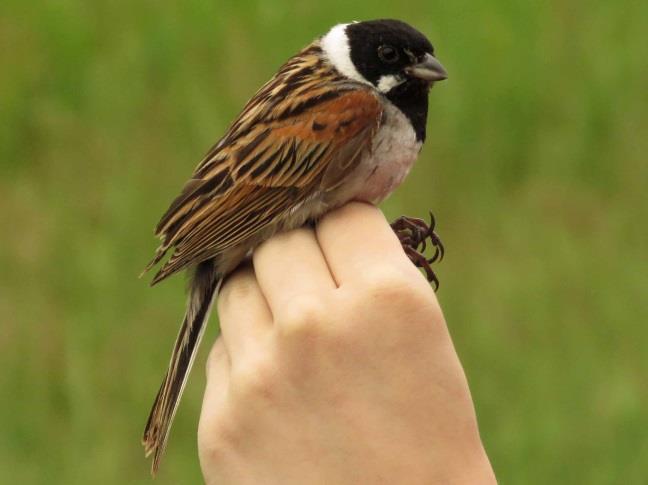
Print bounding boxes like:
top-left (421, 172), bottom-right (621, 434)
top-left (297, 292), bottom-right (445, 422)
top-left (390, 212), bottom-right (444, 291)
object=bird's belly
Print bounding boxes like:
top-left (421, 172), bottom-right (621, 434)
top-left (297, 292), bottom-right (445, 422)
top-left (335, 101), bottom-right (422, 205)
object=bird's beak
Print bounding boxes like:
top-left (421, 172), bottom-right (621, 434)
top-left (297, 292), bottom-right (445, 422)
top-left (405, 53), bottom-right (448, 82)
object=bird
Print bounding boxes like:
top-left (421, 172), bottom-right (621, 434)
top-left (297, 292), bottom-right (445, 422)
top-left (141, 18), bottom-right (447, 474)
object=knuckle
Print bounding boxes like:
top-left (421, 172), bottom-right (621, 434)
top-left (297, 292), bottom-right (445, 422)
top-left (205, 340), bottom-right (226, 375)
top-left (276, 294), bottom-right (327, 340)
top-left (198, 406), bottom-right (238, 461)
top-left (346, 265), bottom-right (440, 333)
top-left (231, 356), bottom-right (277, 401)
top-left (359, 265), bottom-right (415, 301)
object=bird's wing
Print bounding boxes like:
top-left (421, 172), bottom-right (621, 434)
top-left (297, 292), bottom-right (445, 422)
top-left (145, 81), bottom-right (383, 285)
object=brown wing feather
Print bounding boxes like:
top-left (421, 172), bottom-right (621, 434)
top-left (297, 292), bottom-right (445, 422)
top-left (145, 44), bottom-right (383, 285)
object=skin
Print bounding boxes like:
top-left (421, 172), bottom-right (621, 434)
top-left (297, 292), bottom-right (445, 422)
top-left (198, 202), bottom-right (496, 485)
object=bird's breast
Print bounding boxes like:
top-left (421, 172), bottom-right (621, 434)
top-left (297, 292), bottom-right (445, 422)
top-left (284, 100), bottom-right (423, 231)
top-left (344, 100), bottom-right (423, 204)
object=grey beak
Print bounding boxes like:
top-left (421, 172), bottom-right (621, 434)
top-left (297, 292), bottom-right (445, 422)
top-left (405, 53), bottom-right (448, 82)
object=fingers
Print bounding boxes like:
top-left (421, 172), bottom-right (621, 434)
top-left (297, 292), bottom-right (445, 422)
top-left (217, 264), bottom-right (272, 360)
top-left (202, 337), bottom-right (230, 407)
top-left (253, 227), bottom-right (337, 316)
top-left (316, 202), bottom-right (413, 284)
top-left (204, 337), bottom-right (230, 384)
top-left (199, 337), bottom-right (230, 447)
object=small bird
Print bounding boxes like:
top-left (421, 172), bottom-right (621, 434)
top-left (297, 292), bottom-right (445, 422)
top-left (141, 19), bottom-right (447, 474)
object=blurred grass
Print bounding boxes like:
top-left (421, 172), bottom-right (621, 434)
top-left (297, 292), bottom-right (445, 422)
top-left (1, 0), bottom-right (647, 483)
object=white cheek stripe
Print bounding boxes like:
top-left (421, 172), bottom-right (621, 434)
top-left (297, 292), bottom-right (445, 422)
top-left (320, 23), bottom-right (372, 86)
top-left (376, 74), bottom-right (405, 93)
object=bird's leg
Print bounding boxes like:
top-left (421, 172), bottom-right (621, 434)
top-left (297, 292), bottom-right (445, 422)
top-left (390, 212), bottom-right (444, 290)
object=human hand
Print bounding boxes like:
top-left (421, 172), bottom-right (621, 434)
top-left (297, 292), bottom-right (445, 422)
top-left (198, 202), bottom-right (496, 485)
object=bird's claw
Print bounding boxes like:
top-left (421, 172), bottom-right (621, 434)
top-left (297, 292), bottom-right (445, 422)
top-left (390, 212), bottom-right (444, 291)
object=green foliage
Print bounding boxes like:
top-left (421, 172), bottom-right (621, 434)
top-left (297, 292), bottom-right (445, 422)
top-left (1, 0), bottom-right (646, 483)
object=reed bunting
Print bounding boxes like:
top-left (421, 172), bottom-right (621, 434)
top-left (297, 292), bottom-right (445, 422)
top-left (141, 18), bottom-right (447, 474)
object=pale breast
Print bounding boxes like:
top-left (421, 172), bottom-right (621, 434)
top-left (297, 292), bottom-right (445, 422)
top-left (277, 99), bottom-right (423, 236)
top-left (333, 100), bottom-right (423, 205)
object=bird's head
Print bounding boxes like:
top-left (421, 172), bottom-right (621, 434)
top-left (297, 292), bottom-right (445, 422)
top-left (320, 19), bottom-right (447, 95)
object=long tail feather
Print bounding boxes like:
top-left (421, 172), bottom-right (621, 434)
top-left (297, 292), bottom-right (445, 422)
top-left (142, 260), bottom-right (221, 475)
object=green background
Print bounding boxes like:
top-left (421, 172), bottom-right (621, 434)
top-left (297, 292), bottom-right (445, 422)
top-left (1, 0), bottom-right (646, 483)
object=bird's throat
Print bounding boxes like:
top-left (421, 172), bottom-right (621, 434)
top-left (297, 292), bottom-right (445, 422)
top-left (385, 80), bottom-right (430, 143)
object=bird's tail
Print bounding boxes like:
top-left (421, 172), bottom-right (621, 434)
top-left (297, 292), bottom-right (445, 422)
top-left (142, 260), bottom-right (221, 475)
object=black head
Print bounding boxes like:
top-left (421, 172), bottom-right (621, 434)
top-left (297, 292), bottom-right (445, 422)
top-left (320, 19), bottom-right (446, 142)
top-left (345, 19), bottom-right (447, 93)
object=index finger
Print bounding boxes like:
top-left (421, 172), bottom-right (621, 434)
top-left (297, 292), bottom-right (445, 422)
top-left (315, 202), bottom-right (412, 284)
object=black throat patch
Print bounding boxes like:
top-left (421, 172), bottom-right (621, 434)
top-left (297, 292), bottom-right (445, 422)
top-left (386, 80), bottom-right (430, 142)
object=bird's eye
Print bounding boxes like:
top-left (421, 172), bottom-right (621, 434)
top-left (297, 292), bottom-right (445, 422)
top-left (378, 45), bottom-right (399, 64)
